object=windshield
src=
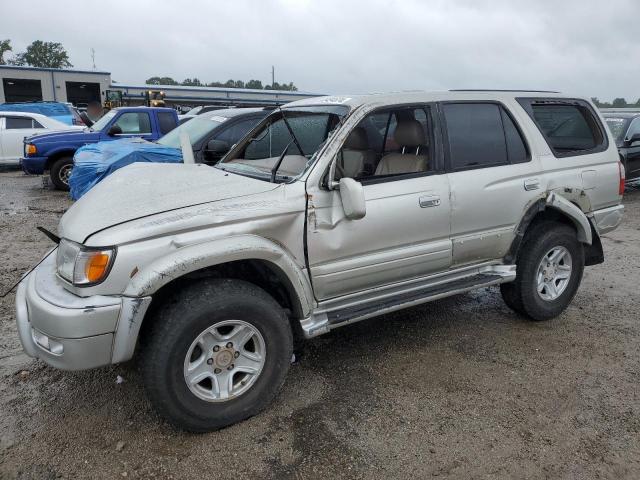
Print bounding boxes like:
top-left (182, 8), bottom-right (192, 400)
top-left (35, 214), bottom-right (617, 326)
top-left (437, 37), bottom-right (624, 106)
top-left (156, 115), bottom-right (225, 148)
top-left (91, 110), bottom-right (117, 131)
top-left (218, 105), bottom-right (349, 182)
top-left (605, 117), bottom-right (630, 142)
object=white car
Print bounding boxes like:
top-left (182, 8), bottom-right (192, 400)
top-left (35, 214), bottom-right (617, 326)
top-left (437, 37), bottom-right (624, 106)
top-left (0, 111), bottom-right (83, 165)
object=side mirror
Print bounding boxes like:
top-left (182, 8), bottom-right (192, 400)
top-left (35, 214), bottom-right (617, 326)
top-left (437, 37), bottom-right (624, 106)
top-left (624, 133), bottom-right (640, 147)
top-left (206, 139), bottom-right (230, 155)
top-left (107, 124), bottom-right (122, 136)
top-left (339, 177), bottom-right (366, 220)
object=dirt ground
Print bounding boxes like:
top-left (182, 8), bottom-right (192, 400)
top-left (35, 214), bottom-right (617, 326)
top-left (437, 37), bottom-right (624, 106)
top-left (0, 168), bottom-right (639, 480)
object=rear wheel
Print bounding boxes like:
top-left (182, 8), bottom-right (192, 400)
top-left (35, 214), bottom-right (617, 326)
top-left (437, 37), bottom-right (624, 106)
top-left (50, 156), bottom-right (73, 191)
top-left (501, 222), bottom-right (584, 321)
top-left (142, 279), bottom-right (293, 432)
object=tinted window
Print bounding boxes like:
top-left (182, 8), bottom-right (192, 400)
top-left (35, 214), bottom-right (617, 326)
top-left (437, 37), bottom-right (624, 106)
top-left (518, 99), bottom-right (605, 156)
top-left (5, 117), bottom-right (33, 129)
top-left (32, 119), bottom-right (44, 128)
top-left (501, 109), bottom-right (528, 163)
top-left (443, 103), bottom-right (508, 170)
top-left (113, 112), bottom-right (152, 134)
top-left (625, 118), bottom-right (640, 142)
top-left (157, 112), bottom-right (177, 135)
top-left (216, 118), bottom-right (260, 145)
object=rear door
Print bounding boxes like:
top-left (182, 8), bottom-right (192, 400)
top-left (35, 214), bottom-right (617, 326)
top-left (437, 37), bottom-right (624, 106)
top-left (2, 116), bottom-right (39, 163)
top-left (441, 101), bottom-right (541, 267)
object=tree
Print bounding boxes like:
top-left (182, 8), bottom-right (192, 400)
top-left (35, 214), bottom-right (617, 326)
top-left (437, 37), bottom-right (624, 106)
top-left (245, 79), bottom-right (263, 89)
top-left (146, 76), bottom-right (179, 85)
top-left (0, 39), bottom-right (12, 65)
top-left (612, 98), bottom-right (628, 108)
top-left (182, 78), bottom-right (202, 86)
top-left (10, 40), bottom-right (72, 68)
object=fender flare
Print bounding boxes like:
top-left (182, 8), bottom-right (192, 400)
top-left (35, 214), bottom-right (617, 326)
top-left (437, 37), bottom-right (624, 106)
top-left (505, 193), bottom-right (594, 263)
top-left (546, 192), bottom-right (592, 244)
top-left (123, 234), bottom-right (314, 317)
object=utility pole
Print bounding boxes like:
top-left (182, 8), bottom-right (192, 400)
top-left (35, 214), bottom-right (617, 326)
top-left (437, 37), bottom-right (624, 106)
top-left (271, 65), bottom-right (275, 88)
top-left (91, 48), bottom-right (96, 70)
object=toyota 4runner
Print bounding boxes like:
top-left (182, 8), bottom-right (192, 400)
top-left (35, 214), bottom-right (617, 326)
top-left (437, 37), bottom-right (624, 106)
top-left (15, 91), bottom-right (625, 431)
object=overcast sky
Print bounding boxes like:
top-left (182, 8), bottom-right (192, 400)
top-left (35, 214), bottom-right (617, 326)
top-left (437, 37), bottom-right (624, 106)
top-left (1, 0), bottom-right (638, 101)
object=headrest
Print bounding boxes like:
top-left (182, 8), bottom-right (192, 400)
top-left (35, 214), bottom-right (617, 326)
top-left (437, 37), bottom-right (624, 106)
top-left (344, 127), bottom-right (369, 150)
top-left (394, 120), bottom-right (426, 147)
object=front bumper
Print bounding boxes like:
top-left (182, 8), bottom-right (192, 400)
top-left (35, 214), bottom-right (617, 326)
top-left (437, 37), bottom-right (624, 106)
top-left (15, 251), bottom-right (151, 371)
top-left (20, 156), bottom-right (48, 175)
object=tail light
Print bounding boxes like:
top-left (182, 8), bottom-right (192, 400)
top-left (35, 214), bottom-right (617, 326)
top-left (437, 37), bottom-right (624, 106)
top-left (618, 161), bottom-right (625, 196)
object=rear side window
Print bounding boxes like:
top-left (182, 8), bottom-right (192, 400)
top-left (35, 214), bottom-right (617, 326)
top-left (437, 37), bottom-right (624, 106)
top-left (517, 99), bottom-right (606, 157)
top-left (158, 112), bottom-right (177, 135)
top-left (442, 103), bottom-right (528, 170)
top-left (5, 117), bottom-right (34, 129)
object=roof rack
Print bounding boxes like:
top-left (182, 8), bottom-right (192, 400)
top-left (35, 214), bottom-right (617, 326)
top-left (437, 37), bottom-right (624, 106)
top-left (449, 89), bottom-right (560, 93)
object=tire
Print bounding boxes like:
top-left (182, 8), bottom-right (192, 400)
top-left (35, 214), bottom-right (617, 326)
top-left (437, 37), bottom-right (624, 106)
top-left (501, 222), bottom-right (584, 321)
top-left (141, 279), bottom-right (293, 432)
top-left (50, 156), bottom-right (73, 191)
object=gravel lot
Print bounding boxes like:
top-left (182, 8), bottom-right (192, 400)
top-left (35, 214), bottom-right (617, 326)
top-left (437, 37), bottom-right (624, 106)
top-left (1, 169), bottom-right (639, 479)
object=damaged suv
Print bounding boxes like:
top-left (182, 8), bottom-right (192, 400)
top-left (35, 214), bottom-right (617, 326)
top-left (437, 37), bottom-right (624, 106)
top-left (15, 91), bottom-right (624, 431)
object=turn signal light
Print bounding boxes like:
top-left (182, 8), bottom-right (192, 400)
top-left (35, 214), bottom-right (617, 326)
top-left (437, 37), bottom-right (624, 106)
top-left (85, 253), bottom-right (111, 283)
top-left (26, 144), bottom-right (37, 155)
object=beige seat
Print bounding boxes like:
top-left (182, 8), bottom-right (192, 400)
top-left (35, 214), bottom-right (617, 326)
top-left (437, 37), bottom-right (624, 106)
top-left (375, 120), bottom-right (428, 175)
top-left (339, 127), bottom-right (376, 178)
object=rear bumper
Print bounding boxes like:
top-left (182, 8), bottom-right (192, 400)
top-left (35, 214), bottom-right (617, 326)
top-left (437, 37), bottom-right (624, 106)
top-left (15, 251), bottom-right (151, 371)
top-left (591, 204), bottom-right (624, 235)
top-left (20, 156), bottom-right (47, 175)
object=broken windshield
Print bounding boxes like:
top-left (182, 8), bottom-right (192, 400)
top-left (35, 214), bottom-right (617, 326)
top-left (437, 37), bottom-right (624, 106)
top-left (217, 105), bottom-right (349, 182)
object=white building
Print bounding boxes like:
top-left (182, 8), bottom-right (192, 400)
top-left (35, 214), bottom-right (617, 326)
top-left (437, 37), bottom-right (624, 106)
top-left (0, 65), bottom-right (322, 108)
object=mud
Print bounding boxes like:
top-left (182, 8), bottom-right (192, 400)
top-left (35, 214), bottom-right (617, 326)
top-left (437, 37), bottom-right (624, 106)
top-left (1, 169), bottom-right (639, 479)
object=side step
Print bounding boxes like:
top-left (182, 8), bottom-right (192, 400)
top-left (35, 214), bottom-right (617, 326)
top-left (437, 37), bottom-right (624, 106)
top-left (300, 272), bottom-right (507, 338)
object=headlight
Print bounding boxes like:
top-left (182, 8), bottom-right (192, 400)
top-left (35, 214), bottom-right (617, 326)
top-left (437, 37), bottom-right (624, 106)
top-left (56, 239), bottom-right (115, 286)
top-left (26, 144), bottom-right (37, 156)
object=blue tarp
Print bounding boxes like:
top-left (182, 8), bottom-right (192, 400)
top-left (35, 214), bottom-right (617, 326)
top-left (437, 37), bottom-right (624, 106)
top-left (69, 138), bottom-right (182, 200)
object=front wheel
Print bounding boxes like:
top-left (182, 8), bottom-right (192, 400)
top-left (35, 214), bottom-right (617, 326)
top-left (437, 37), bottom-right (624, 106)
top-left (50, 156), bottom-right (73, 191)
top-left (501, 222), bottom-right (584, 321)
top-left (142, 279), bottom-right (293, 432)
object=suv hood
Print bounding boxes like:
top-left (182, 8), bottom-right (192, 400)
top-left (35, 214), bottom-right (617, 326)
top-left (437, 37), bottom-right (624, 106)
top-left (59, 163), bottom-right (279, 243)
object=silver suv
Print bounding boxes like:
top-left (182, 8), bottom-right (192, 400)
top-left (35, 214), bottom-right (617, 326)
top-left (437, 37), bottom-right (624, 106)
top-left (15, 91), bottom-right (625, 431)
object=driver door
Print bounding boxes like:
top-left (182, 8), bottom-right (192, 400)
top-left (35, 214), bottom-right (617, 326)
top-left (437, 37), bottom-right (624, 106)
top-left (305, 105), bottom-right (452, 301)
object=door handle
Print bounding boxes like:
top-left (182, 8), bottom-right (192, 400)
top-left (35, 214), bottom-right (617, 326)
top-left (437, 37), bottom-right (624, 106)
top-left (524, 178), bottom-right (540, 191)
top-left (419, 195), bottom-right (440, 208)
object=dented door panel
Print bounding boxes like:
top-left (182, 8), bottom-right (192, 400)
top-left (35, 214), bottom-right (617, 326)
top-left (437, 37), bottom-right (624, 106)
top-left (307, 174), bottom-right (451, 300)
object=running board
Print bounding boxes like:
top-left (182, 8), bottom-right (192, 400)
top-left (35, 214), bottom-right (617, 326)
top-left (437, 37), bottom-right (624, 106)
top-left (300, 270), bottom-right (512, 338)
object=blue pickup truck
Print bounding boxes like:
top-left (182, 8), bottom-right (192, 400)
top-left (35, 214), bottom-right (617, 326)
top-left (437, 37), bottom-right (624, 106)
top-left (21, 106), bottom-right (178, 190)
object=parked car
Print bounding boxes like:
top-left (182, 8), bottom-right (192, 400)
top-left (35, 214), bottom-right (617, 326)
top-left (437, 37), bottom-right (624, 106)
top-left (15, 91), bottom-right (624, 432)
top-left (0, 111), bottom-right (82, 166)
top-left (20, 106), bottom-right (178, 190)
top-left (68, 108), bottom-right (270, 199)
top-left (185, 105), bottom-right (232, 116)
top-left (0, 101), bottom-right (85, 126)
top-left (603, 111), bottom-right (640, 182)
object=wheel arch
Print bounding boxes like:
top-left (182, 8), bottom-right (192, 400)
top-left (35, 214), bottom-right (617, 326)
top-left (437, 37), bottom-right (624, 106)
top-left (45, 149), bottom-right (76, 169)
top-left (506, 193), bottom-right (603, 266)
top-left (124, 235), bottom-right (314, 319)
